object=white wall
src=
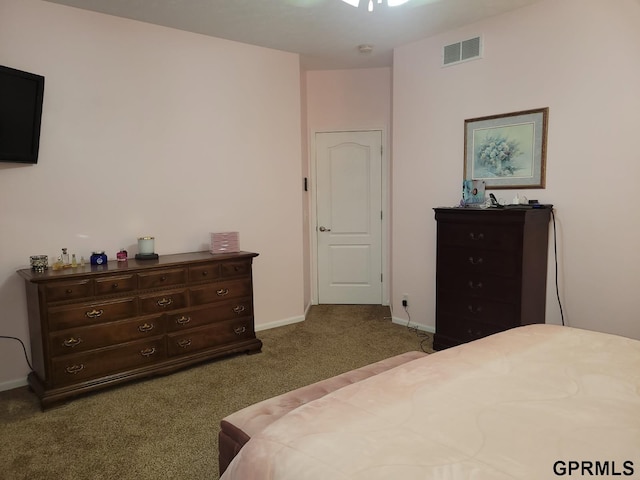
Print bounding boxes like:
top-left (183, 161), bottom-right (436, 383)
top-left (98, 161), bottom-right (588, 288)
top-left (0, 0), bottom-right (304, 388)
top-left (392, 0), bottom-right (640, 339)
top-left (305, 67), bottom-right (392, 304)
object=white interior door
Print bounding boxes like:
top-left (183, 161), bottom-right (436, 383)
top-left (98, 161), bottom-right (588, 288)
top-left (316, 131), bottom-right (382, 304)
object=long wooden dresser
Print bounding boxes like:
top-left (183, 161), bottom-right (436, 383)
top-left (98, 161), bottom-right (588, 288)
top-left (433, 207), bottom-right (551, 350)
top-left (17, 251), bottom-right (261, 409)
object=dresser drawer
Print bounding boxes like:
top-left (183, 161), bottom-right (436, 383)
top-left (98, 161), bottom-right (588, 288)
top-left (48, 297), bottom-right (137, 331)
top-left (437, 293), bottom-right (517, 328)
top-left (166, 318), bottom-right (254, 357)
top-left (438, 247), bottom-right (518, 277)
top-left (189, 263), bottom-right (222, 284)
top-left (138, 289), bottom-right (188, 315)
top-left (44, 279), bottom-right (93, 303)
top-left (95, 274), bottom-right (137, 296)
top-left (51, 337), bottom-right (165, 385)
top-left (137, 268), bottom-right (187, 290)
top-left (221, 260), bottom-right (252, 278)
top-left (438, 223), bottom-right (520, 251)
top-left (165, 298), bottom-right (253, 332)
top-left (48, 315), bottom-right (165, 356)
top-left (189, 278), bottom-right (252, 306)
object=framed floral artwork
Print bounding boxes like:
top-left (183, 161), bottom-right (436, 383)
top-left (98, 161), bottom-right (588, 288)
top-left (464, 107), bottom-right (548, 189)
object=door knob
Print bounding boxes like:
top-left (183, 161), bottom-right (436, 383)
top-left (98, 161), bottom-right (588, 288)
top-left (319, 226), bottom-right (331, 232)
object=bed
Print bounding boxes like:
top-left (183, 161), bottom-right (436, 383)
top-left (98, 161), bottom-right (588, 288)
top-left (220, 324), bottom-right (640, 479)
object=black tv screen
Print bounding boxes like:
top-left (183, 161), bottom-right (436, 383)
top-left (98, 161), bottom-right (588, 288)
top-left (0, 65), bottom-right (45, 164)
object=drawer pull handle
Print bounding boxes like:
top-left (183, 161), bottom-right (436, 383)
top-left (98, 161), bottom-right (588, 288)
top-left (140, 347), bottom-right (156, 357)
top-left (157, 297), bottom-right (173, 307)
top-left (65, 364), bottom-right (85, 375)
top-left (177, 339), bottom-right (192, 348)
top-left (233, 305), bottom-right (246, 314)
top-left (234, 326), bottom-right (246, 335)
top-left (468, 256), bottom-right (483, 265)
top-left (66, 289), bottom-right (73, 294)
top-left (468, 281), bottom-right (483, 290)
top-left (160, 276), bottom-right (167, 281)
top-left (202, 271), bottom-right (208, 276)
top-left (217, 288), bottom-right (229, 296)
top-left (469, 232), bottom-right (485, 241)
top-left (63, 337), bottom-right (83, 348)
top-left (112, 283), bottom-right (119, 289)
top-left (176, 315), bottom-right (191, 325)
top-left (85, 309), bottom-right (104, 318)
top-left (138, 323), bottom-right (154, 332)
top-left (467, 305), bottom-right (483, 314)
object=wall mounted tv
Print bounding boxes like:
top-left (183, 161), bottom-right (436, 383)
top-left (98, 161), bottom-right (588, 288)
top-left (0, 65), bottom-right (45, 164)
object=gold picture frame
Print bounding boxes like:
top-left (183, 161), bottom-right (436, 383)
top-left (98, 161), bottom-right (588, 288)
top-left (464, 107), bottom-right (548, 189)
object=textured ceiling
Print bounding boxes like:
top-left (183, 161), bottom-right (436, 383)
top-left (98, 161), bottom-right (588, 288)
top-left (43, 0), bottom-right (544, 70)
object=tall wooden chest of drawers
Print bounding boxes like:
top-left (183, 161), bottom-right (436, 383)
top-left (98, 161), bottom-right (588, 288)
top-left (433, 208), bottom-right (551, 350)
top-left (17, 251), bottom-right (261, 409)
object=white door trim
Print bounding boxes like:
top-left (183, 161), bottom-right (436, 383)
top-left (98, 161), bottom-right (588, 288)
top-left (310, 128), bottom-right (389, 306)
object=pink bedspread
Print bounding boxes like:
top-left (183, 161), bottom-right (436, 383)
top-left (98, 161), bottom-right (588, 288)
top-left (221, 325), bottom-right (640, 479)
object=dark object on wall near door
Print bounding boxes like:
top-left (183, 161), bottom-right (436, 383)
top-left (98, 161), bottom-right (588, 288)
top-left (0, 65), bottom-right (45, 164)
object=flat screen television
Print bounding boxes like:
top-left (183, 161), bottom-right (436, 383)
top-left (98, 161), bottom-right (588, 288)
top-left (0, 65), bottom-right (45, 164)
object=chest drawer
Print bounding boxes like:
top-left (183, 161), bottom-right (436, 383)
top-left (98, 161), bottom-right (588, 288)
top-left (438, 223), bottom-right (520, 251)
top-left (51, 337), bottom-right (165, 385)
top-left (48, 297), bottom-right (137, 331)
top-left (436, 314), bottom-right (511, 345)
top-left (95, 274), bottom-right (137, 296)
top-left (138, 289), bottom-right (188, 315)
top-left (437, 292), bottom-right (517, 327)
top-left (48, 315), bottom-right (165, 356)
top-left (166, 318), bottom-right (254, 357)
top-left (189, 278), bottom-right (252, 306)
top-left (166, 298), bottom-right (253, 332)
top-left (138, 268), bottom-right (187, 290)
top-left (437, 273), bottom-right (520, 301)
top-left (438, 247), bottom-right (518, 277)
top-left (44, 279), bottom-right (93, 303)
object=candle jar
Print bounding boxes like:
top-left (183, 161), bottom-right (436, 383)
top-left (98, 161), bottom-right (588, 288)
top-left (138, 237), bottom-right (155, 255)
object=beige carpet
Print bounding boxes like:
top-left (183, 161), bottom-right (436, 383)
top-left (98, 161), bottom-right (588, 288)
top-left (0, 305), bottom-right (431, 480)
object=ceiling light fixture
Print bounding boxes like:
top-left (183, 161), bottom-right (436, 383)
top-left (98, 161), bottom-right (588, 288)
top-left (341, 0), bottom-right (410, 12)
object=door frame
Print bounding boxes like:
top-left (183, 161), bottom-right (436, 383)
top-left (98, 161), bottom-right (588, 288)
top-left (309, 128), bottom-right (390, 306)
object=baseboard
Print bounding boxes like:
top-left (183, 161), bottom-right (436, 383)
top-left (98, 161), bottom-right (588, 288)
top-left (254, 314), bottom-right (305, 332)
top-left (391, 316), bottom-right (435, 334)
top-left (0, 377), bottom-right (28, 393)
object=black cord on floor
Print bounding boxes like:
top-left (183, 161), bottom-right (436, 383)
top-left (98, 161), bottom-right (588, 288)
top-left (0, 336), bottom-right (34, 371)
top-left (403, 305), bottom-right (431, 353)
top-left (550, 209), bottom-right (566, 326)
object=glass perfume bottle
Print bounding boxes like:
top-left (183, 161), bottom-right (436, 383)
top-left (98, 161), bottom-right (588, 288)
top-left (61, 248), bottom-right (70, 266)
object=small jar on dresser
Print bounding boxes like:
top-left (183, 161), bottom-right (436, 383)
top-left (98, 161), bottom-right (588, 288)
top-left (433, 207), bottom-right (551, 350)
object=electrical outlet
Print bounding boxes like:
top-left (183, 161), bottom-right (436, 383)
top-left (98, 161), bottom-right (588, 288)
top-left (402, 294), bottom-right (409, 307)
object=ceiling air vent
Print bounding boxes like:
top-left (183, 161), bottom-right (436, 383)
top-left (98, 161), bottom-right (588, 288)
top-left (442, 36), bottom-right (482, 67)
